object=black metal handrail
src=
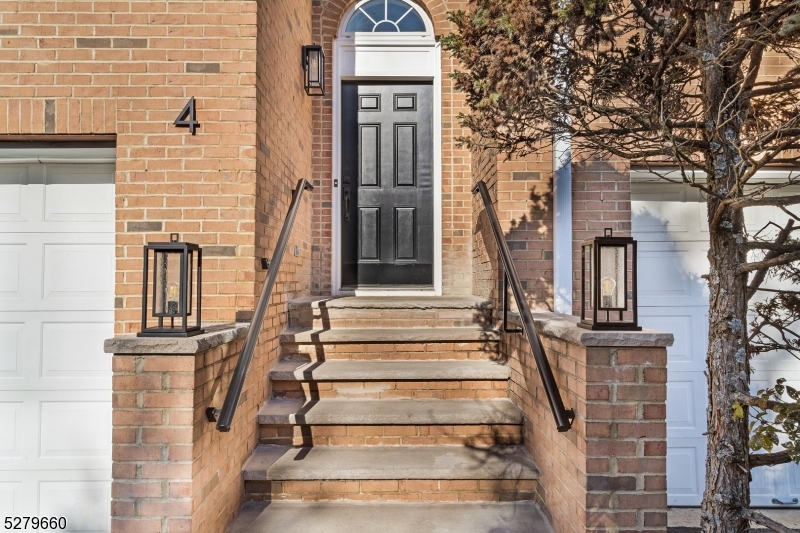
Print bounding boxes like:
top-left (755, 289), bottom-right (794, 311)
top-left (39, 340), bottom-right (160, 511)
top-left (472, 180), bottom-right (574, 432)
top-left (210, 178), bottom-right (314, 432)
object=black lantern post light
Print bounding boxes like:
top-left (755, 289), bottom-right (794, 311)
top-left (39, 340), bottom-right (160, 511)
top-left (302, 44), bottom-right (325, 96)
top-left (579, 228), bottom-right (641, 331)
top-left (139, 233), bottom-right (204, 337)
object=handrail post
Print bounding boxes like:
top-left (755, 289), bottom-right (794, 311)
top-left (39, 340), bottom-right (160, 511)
top-left (472, 180), bottom-right (574, 432)
top-left (213, 178), bottom-right (314, 432)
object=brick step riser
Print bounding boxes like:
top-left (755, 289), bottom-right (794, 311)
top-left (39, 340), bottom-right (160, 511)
top-left (259, 423), bottom-right (523, 446)
top-left (288, 309), bottom-right (493, 330)
top-left (280, 341), bottom-right (501, 361)
top-left (270, 380), bottom-right (509, 401)
top-left (244, 479), bottom-right (538, 503)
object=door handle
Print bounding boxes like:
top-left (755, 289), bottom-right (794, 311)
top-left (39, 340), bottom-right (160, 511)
top-left (343, 188), bottom-right (350, 221)
top-left (771, 498), bottom-right (798, 505)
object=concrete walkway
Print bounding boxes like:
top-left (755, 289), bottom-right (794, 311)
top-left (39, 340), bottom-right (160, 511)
top-left (227, 501), bottom-right (553, 533)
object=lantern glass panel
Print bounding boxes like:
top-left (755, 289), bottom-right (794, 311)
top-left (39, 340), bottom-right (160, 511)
top-left (598, 244), bottom-right (626, 310)
top-left (154, 250), bottom-right (181, 317)
top-left (307, 50), bottom-right (320, 84)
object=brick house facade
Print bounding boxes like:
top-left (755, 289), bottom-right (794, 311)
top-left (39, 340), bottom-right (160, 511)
top-left (0, 0), bottom-right (792, 532)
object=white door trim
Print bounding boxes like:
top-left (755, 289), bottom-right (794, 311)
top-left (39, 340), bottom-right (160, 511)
top-left (330, 36), bottom-right (442, 296)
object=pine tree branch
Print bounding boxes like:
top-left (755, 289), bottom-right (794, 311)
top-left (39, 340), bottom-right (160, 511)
top-left (732, 195), bottom-right (800, 211)
top-left (745, 220), bottom-right (796, 298)
top-left (747, 510), bottom-right (796, 533)
top-left (749, 450), bottom-right (793, 469)
top-left (739, 250), bottom-right (800, 275)
top-left (731, 392), bottom-right (788, 411)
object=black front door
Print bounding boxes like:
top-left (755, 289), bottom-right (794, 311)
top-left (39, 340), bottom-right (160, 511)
top-left (340, 81), bottom-right (434, 287)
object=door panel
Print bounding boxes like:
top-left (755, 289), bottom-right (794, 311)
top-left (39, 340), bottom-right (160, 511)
top-left (341, 82), bottom-right (433, 287)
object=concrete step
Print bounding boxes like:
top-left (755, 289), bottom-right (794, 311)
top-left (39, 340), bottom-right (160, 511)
top-left (271, 378), bottom-right (509, 401)
top-left (280, 326), bottom-right (501, 345)
top-left (280, 336), bottom-right (499, 361)
top-left (269, 360), bottom-right (511, 382)
top-left (228, 501), bottom-right (552, 533)
top-left (242, 444), bottom-right (539, 481)
top-left (259, 421), bottom-right (523, 447)
top-left (257, 398), bottom-right (523, 426)
top-left (288, 296), bottom-right (493, 329)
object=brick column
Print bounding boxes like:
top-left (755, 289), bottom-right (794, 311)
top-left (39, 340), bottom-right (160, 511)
top-left (503, 312), bottom-right (673, 533)
top-left (106, 325), bottom-right (252, 533)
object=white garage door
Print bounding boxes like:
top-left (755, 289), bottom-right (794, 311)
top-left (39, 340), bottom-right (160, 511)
top-left (633, 179), bottom-right (800, 508)
top-left (0, 146), bottom-right (115, 530)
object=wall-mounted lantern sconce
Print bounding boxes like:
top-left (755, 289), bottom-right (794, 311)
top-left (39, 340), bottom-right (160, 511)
top-left (302, 44), bottom-right (325, 96)
top-left (138, 233), bottom-right (204, 337)
top-left (579, 228), bottom-right (641, 331)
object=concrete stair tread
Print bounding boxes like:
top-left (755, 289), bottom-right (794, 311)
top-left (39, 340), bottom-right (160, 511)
top-left (258, 398), bottom-right (523, 426)
top-left (242, 444), bottom-right (539, 481)
top-left (227, 501), bottom-right (552, 533)
top-left (280, 327), bottom-right (500, 344)
top-left (269, 360), bottom-right (510, 381)
top-left (288, 295), bottom-right (493, 310)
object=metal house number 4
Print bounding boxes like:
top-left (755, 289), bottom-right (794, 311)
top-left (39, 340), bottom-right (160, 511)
top-left (174, 97), bottom-right (199, 135)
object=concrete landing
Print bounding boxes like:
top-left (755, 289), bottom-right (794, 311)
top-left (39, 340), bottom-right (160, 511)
top-left (242, 444), bottom-right (539, 481)
top-left (280, 326), bottom-right (501, 344)
top-left (257, 398), bottom-right (523, 426)
top-left (269, 360), bottom-right (511, 381)
top-left (227, 501), bottom-right (553, 533)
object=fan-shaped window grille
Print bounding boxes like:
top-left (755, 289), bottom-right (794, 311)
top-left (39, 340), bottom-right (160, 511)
top-left (345, 0), bottom-right (427, 32)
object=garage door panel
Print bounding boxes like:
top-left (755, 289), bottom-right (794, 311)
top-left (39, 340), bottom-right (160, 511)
top-left (667, 443), bottom-right (705, 506)
top-left (0, 245), bottom-right (25, 299)
top-left (639, 310), bottom-right (707, 371)
top-left (0, 312), bottom-right (112, 390)
top-left (667, 373), bottom-right (707, 438)
top-left (41, 322), bottom-right (113, 378)
top-left (40, 479), bottom-right (111, 532)
top-left (0, 390), bottom-right (111, 470)
top-left (0, 322), bottom-right (24, 377)
top-left (752, 465), bottom-right (793, 507)
top-left (0, 482), bottom-right (20, 517)
top-left (638, 243), bottom-right (709, 307)
top-left (40, 401), bottom-right (112, 459)
top-left (0, 402), bottom-right (22, 458)
top-left (0, 235), bottom-right (114, 312)
top-left (43, 244), bottom-right (114, 301)
top-left (0, 470), bottom-right (111, 529)
top-left (0, 164), bottom-right (30, 221)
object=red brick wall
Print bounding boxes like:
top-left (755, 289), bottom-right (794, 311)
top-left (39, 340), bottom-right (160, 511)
top-left (0, 0), bottom-right (260, 333)
top-left (472, 148), bottom-right (555, 324)
top-left (571, 155), bottom-right (631, 313)
top-left (112, 334), bottom-right (263, 533)
top-left (310, 0), bottom-right (473, 295)
top-left (503, 316), bottom-right (668, 533)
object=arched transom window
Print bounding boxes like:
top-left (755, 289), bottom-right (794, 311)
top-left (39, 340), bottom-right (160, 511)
top-left (345, 0), bottom-right (427, 33)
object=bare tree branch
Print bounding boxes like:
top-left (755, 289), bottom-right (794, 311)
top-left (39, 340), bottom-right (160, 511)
top-left (747, 510), bottom-right (796, 533)
top-left (750, 450), bottom-right (794, 469)
top-left (739, 249), bottom-right (800, 275)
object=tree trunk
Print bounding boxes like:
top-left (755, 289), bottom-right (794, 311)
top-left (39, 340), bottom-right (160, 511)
top-left (701, 199), bottom-right (751, 533)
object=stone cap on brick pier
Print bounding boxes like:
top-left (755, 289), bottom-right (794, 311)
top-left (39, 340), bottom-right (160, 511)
top-left (506, 311), bottom-right (674, 347)
top-left (103, 322), bottom-right (249, 354)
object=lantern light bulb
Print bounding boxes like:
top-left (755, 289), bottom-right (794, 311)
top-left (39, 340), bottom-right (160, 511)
top-left (167, 282), bottom-right (179, 301)
top-left (601, 277), bottom-right (615, 296)
top-left (600, 277), bottom-right (616, 309)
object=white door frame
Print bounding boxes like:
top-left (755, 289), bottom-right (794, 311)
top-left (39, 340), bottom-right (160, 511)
top-left (331, 30), bottom-right (442, 296)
